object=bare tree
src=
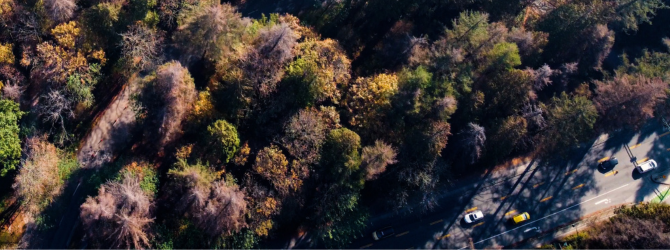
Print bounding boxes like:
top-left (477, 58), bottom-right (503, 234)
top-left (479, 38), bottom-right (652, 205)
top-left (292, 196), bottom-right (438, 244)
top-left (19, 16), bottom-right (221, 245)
top-left (279, 109), bottom-right (327, 165)
top-left (120, 24), bottom-right (164, 71)
top-left (0, 65), bottom-right (26, 102)
top-left (243, 23), bottom-right (298, 97)
top-left (80, 173), bottom-right (153, 249)
top-left (593, 75), bottom-right (667, 130)
top-left (11, 11), bottom-right (42, 43)
top-left (155, 61), bottom-right (196, 145)
top-left (362, 140), bottom-right (397, 180)
top-left (38, 90), bottom-right (73, 137)
top-left (13, 136), bottom-right (60, 214)
top-left (43, 0), bottom-right (76, 23)
top-left (526, 64), bottom-right (553, 91)
top-left (459, 123), bottom-right (486, 165)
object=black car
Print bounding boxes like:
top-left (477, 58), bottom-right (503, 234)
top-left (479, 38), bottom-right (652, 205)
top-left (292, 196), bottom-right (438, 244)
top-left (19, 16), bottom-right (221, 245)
top-left (599, 157), bottom-right (618, 170)
top-left (372, 226), bottom-right (395, 240)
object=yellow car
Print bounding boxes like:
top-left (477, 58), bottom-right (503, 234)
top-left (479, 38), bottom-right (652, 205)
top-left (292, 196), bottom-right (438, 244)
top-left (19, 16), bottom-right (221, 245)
top-left (512, 212), bottom-right (530, 224)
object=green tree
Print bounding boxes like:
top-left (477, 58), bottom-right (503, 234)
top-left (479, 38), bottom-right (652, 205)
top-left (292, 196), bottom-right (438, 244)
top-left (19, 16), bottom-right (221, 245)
top-left (321, 128), bottom-right (362, 181)
top-left (0, 99), bottom-right (23, 176)
top-left (284, 38), bottom-right (351, 106)
top-left (311, 128), bottom-right (366, 247)
top-left (207, 119), bottom-right (240, 164)
top-left (491, 115), bottom-right (528, 159)
top-left (542, 92), bottom-right (598, 153)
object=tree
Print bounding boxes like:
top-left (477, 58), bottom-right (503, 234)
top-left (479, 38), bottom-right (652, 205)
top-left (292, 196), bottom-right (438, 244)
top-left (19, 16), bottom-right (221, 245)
top-left (155, 61), bottom-right (196, 145)
top-left (167, 161), bottom-right (247, 239)
top-left (526, 64), bottom-right (554, 91)
top-left (0, 65), bottom-right (26, 102)
top-left (345, 73), bottom-right (398, 131)
top-left (593, 75), bottom-right (667, 130)
top-left (311, 128), bottom-right (365, 247)
top-left (588, 216), bottom-right (670, 249)
top-left (491, 116), bottom-right (528, 159)
top-left (459, 123), bottom-right (486, 165)
top-left (542, 92), bottom-right (598, 152)
top-left (25, 22), bottom-right (105, 85)
top-left (13, 137), bottom-right (60, 214)
top-left (0, 43), bottom-right (13, 64)
top-left (207, 119), bottom-right (240, 164)
top-left (285, 38), bottom-right (351, 105)
top-left (279, 109), bottom-right (327, 165)
top-left (0, 99), bottom-right (22, 176)
top-left (80, 173), bottom-right (153, 249)
top-left (242, 23), bottom-right (298, 97)
top-left (44, 0), bottom-right (76, 23)
top-left (581, 24), bottom-right (614, 71)
top-left (195, 181), bottom-right (247, 238)
top-left (320, 128), bottom-right (362, 182)
top-left (361, 140), bottom-right (397, 180)
top-left (613, 0), bottom-right (666, 32)
top-left (120, 23), bottom-right (164, 71)
top-left (253, 145), bottom-right (302, 196)
top-left (158, 0), bottom-right (197, 29)
top-left (484, 69), bottom-right (533, 120)
top-left (37, 90), bottom-right (73, 139)
top-left (173, 3), bottom-right (249, 63)
top-left (167, 160), bottom-right (216, 216)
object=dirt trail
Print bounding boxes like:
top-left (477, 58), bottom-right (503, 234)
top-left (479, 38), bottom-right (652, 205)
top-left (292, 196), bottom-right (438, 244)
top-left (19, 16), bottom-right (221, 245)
top-left (77, 77), bottom-right (139, 169)
top-left (24, 76), bottom-right (141, 249)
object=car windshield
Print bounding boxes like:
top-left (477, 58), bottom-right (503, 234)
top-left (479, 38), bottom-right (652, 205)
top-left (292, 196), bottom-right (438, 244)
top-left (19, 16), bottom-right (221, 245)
top-left (469, 214), bottom-right (476, 221)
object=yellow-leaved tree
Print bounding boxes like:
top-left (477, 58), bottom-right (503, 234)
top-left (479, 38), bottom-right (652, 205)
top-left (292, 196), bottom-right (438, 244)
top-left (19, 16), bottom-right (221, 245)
top-left (345, 73), bottom-right (399, 131)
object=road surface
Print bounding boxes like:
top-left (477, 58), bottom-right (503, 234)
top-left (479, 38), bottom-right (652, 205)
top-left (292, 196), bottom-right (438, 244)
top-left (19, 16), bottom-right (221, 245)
top-left (351, 122), bottom-right (670, 249)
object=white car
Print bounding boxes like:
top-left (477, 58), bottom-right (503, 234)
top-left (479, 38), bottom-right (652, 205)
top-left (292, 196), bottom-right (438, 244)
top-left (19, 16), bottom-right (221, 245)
top-left (636, 159), bottom-right (658, 173)
top-left (464, 210), bottom-right (484, 223)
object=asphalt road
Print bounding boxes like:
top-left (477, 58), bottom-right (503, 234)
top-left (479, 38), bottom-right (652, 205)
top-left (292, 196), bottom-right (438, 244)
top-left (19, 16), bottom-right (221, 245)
top-left (351, 122), bottom-right (670, 249)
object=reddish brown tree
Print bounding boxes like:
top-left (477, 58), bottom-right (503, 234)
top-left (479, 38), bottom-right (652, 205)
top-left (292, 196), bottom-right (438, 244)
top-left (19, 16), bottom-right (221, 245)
top-left (593, 75), bottom-right (667, 130)
top-left (361, 140), bottom-right (397, 180)
top-left (243, 23), bottom-right (298, 97)
top-left (155, 61), bottom-right (197, 145)
top-left (13, 136), bottom-right (60, 214)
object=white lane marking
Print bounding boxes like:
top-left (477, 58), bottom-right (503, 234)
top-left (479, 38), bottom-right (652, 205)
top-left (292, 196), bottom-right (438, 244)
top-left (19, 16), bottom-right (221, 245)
top-left (463, 183), bottom-right (630, 248)
top-left (595, 199), bottom-right (610, 205)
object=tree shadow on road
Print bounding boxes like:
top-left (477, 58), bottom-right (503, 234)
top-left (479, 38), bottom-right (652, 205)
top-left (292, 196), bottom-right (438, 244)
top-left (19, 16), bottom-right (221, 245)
top-left (634, 129), bottom-right (670, 203)
top-left (429, 141), bottom-right (600, 249)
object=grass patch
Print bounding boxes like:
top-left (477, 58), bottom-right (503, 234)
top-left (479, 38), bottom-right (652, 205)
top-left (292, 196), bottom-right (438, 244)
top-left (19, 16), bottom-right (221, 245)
top-left (651, 186), bottom-right (670, 203)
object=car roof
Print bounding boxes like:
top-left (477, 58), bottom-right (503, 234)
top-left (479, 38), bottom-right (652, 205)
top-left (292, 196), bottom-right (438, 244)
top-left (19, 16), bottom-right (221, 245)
top-left (639, 160), bottom-right (657, 171)
top-left (513, 212), bottom-right (529, 222)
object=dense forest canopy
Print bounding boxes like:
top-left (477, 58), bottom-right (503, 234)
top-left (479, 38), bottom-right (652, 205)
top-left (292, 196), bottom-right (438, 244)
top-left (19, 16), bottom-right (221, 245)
top-left (0, 0), bottom-right (669, 248)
